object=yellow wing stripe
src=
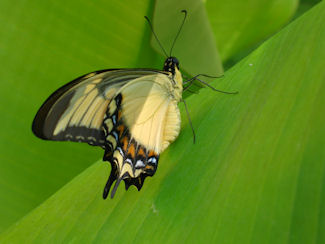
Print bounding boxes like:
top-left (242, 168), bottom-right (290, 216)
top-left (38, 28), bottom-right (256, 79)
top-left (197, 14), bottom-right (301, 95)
top-left (82, 96), bottom-right (105, 127)
top-left (90, 99), bottom-right (110, 128)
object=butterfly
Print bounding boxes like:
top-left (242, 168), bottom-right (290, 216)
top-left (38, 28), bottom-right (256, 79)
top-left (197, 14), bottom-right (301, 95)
top-left (32, 10), bottom-right (235, 199)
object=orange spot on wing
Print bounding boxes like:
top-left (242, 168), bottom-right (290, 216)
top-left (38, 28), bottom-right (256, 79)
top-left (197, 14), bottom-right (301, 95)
top-left (122, 136), bottom-right (129, 151)
top-left (148, 150), bottom-right (157, 157)
top-left (137, 147), bottom-right (146, 157)
top-left (128, 143), bottom-right (136, 158)
top-left (117, 124), bottom-right (125, 137)
top-left (118, 110), bottom-right (122, 121)
top-left (145, 165), bottom-right (154, 170)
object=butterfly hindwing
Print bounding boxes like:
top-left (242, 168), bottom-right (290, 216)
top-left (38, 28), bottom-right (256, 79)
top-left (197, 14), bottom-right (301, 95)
top-left (100, 73), bottom-right (181, 198)
top-left (102, 92), bottom-right (160, 198)
top-left (118, 73), bottom-right (181, 153)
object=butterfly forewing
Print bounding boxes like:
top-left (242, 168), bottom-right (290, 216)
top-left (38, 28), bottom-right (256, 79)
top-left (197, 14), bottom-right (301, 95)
top-left (32, 69), bottom-right (167, 146)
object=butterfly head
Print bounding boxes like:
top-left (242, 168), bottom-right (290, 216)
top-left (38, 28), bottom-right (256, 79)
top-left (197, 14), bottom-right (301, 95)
top-left (163, 57), bottom-right (180, 75)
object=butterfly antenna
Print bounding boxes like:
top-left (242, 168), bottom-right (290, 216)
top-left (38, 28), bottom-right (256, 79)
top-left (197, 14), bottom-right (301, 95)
top-left (170, 10), bottom-right (187, 56)
top-left (182, 99), bottom-right (196, 143)
top-left (195, 77), bottom-right (238, 94)
top-left (144, 16), bottom-right (168, 57)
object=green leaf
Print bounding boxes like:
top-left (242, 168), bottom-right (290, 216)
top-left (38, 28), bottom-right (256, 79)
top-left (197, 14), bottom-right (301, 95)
top-left (206, 0), bottom-right (299, 66)
top-left (1, 1), bottom-right (325, 243)
top-left (0, 0), bottom-right (157, 232)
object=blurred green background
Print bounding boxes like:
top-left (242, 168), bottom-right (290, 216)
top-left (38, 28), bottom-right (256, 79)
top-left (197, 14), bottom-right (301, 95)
top-left (0, 0), bottom-right (324, 243)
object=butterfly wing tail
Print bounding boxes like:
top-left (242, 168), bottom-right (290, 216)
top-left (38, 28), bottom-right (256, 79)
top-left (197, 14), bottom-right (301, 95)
top-left (103, 161), bottom-right (118, 199)
top-left (110, 175), bottom-right (124, 199)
